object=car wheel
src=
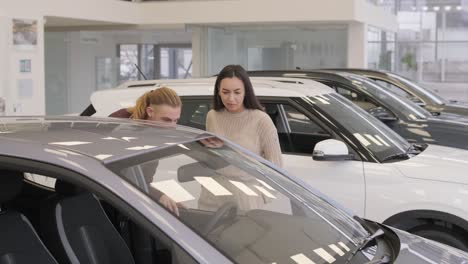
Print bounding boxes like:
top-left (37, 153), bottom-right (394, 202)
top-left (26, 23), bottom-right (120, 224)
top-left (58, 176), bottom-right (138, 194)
top-left (410, 224), bottom-right (468, 251)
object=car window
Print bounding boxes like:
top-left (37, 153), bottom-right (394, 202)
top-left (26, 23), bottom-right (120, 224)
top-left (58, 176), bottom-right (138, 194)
top-left (264, 104), bottom-right (286, 132)
top-left (357, 78), bottom-right (430, 120)
top-left (16, 168), bottom-right (198, 264)
top-left (110, 139), bottom-right (368, 264)
top-left (276, 103), bottom-right (332, 155)
top-left (24, 173), bottom-right (56, 189)
top-left (373, 79), bottom-right (424, 105)
top-left (308, 93), bottom-right (411, 162)
top-left (388, 73), bottom-right (446, 105)
top-left (282, 104), bottom-right (328, 135)
top-left (334, 87), bottom-right (379, 111)
top-left (179, 100), bottom-right (211, 130)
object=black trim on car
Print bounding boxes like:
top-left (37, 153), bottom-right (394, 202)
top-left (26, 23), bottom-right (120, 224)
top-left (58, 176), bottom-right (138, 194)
top-left (383, 210), bottom-right (468, 234)
top-left (80, 104), bottom-right (96, 116)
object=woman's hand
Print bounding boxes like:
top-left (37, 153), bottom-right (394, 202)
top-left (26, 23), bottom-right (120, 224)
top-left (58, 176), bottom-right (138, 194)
top-left (200, 137), bottom-right (224, 148)
top-left (159, 194), bottom-right (185, 216)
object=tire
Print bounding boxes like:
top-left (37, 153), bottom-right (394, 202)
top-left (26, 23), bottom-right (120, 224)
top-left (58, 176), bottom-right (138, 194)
top-left (410, 224), bottom-right (468, 251)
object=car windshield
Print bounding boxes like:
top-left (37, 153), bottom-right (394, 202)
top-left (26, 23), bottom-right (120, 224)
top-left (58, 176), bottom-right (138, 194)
top-left (109, 137), bottom-right (370, 264)
top-left (307, 94), bottom-right (411, 162)
top-left (388, 73), bottom-right (446, 105)
top-left (350, 76), bottom-right (431, 120)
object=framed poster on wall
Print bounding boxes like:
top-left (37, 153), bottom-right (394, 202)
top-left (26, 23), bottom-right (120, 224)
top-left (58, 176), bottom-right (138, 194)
top-left (12, 18), bottom-right (37, 50)
top-left (19, 59), bottom-right (32, 73)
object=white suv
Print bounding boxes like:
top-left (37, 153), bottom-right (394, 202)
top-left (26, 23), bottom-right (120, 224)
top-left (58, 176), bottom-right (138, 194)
top-left (89, 77), bottom-right (468, 250)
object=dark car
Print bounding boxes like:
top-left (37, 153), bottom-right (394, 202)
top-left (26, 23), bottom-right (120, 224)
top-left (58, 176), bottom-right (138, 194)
top-left (323, 68), bottom-right (468, 116)
top-left (247, 70), bottom-right (468, 150)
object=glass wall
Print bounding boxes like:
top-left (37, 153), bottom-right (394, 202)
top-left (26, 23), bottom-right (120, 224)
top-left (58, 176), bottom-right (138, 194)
top-left (369, 0), bottom-right (468, 83)
top-left (367, 26), bottom-right (396, 71)
top-left (160, 46), bottom-right (192, 79)
top-left (118, 44), bottom-right (192, 83)
top-left (206, 25), bottom-right (348, 75)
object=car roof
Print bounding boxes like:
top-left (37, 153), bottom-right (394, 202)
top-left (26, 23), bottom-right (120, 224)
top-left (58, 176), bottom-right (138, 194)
top-left (92, 77), bottom-right (334, 116)
top-left (320, 68), bottom-right (393, 76)
top-left (248, 70), bottom-right (359, 86)
top-left (115, 77), bottom-right (333, 95)
top-left (0, 116), bottom-right (207, 165)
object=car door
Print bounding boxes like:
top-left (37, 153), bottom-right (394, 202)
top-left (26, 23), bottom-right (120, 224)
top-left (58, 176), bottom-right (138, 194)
top-left (263, 100), bottom-right (366, 216)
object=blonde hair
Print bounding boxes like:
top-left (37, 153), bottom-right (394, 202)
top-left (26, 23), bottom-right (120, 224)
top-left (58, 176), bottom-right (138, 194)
top-left (128, 86), bottom-right (181, 120)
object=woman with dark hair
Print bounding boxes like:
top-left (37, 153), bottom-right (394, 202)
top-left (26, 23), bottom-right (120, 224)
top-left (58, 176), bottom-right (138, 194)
top-left (206, 64), bottom-right (283, 167)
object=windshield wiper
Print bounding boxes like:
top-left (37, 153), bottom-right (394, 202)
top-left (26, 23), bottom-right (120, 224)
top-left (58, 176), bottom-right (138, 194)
top-left (381, 153), bottom-right (409, 162)
top-left (364, 254), bottom-right (391, 264)
top-left (382, 143), bottom-right (424, 162)
top-left (344, 228), bottom-right (385, 264)
top-left (406, 143), bottom-right (425, 154)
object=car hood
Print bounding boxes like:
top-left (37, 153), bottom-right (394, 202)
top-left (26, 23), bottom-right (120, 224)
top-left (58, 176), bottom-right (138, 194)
top-left (430, 112), bottom-right (468, 124)
top-left (394, 144), bottom-right (468, 185)
top-left (447, 100), bottom-right (468, 107)
top-left (419, 118), bottom-right (468, 150)
top-left (442, 102), bottom-right (468, 116)
top-left (391, 227), bottom-right (468, 263)
top-left (429, 112), bottom-right (468, 123)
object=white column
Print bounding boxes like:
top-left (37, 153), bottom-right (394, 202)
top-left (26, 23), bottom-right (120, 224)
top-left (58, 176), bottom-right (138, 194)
top-left (347, 22), bottom-right (367, 68)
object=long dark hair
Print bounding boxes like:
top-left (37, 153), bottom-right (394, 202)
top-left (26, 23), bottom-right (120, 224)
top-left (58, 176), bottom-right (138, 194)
top-left (213, 65), bottom-right (263, 111)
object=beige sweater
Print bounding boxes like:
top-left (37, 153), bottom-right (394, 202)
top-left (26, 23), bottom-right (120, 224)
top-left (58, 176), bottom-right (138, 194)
top-left (206, 109), bottom-right (283, 167)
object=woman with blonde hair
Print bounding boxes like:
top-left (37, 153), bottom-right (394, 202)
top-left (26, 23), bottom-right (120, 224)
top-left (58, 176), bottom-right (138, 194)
top-left (110, 86), bottom-right (182, 124)
top-left (109, 86), bottom-right (183, 215)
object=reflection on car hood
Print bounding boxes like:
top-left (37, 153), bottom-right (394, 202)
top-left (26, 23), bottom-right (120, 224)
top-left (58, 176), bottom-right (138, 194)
top-left (431, 112), bottom-right (468, 124)
top-left (443, 103), bottom-right (468, 116)
top-left (394, 144), bottom-right (468, 185)
top-left (447, 100), bottom-right (468, 107)
top-left (391, 227), bottom-right (468, 263)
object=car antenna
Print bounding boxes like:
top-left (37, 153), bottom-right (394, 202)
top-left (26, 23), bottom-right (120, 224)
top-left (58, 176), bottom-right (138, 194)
top-left (134, 63), bottom-right (148, 80)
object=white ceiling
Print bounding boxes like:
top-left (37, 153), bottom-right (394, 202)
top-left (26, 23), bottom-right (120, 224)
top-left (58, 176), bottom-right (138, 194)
top-left (45, 16), bottom-right (128, 28)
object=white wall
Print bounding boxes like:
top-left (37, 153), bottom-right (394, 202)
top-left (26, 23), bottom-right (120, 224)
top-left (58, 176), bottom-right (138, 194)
top-left (1, 0), bottom-right (397, 30)
top-left (0, 15), bottom-right (45, 115)
top-left (138, 0), bottom-right (397, 32)
top-left (0, 0), bottom-right (139, 25)
top-left (0, 16), bottom-right (8, 113)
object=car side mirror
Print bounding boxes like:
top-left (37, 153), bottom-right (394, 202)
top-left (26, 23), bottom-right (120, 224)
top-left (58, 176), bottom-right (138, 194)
top-left (312, 139), bottom-right (354, 161)
top-left (368, 106), bottom-right (398, 122)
